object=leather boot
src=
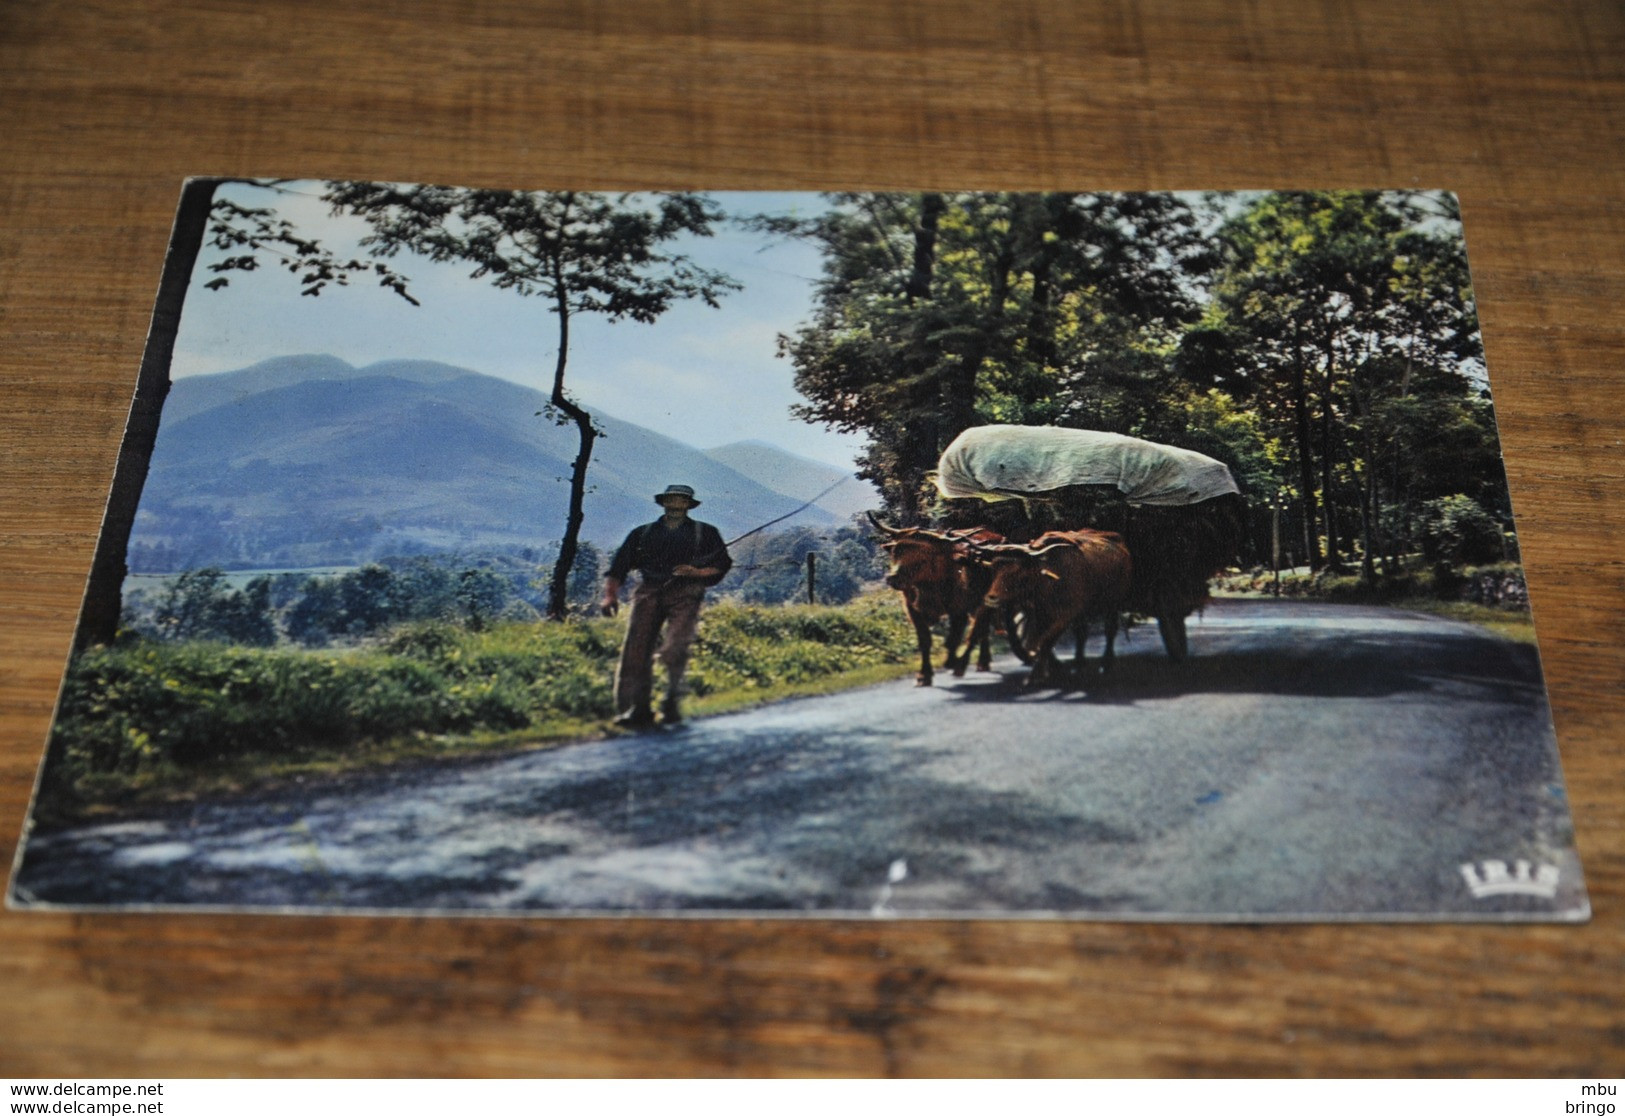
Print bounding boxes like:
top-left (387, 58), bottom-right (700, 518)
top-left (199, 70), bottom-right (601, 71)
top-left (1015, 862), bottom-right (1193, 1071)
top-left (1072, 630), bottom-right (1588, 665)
top-left (614, 705), bottom-right (655, 729)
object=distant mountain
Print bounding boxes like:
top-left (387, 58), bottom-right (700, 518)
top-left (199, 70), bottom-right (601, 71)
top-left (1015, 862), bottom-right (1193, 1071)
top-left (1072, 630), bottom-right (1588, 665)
top-left (704, 440), bottom-right (880, 521)
top-left (129, 357), bottom-right (839, 571)
top-left (158, 354), bottom-right (472, 426)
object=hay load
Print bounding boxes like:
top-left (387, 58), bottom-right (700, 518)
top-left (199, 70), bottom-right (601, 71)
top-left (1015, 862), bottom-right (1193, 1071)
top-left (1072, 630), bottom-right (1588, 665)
top-left (936, 425), bottom-right (1240, 507)
top-left (934, 424), bottom-right (1244, 660)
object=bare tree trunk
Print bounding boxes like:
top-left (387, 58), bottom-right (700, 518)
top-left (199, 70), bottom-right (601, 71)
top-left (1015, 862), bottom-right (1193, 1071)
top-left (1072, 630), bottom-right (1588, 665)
top-left (1024, 195), bottom-right (1068, 379)
top-left (545, 236), bottom-right (593, 621)
top-left (76, 178), bottom-right (219, 652)
top-left (892, 193), bottom-right (943, 522)
top-left (1320, 407), bottom-right (1343, 572)
top-left (940, 220), bottom-right (1014, 449)
top-left (1354, 376), bottom-right (1387, 582)
top-left (1354, 457), bottom-right (1378, 583)
top-left (906, 193), bottom-right (943, 305)
top-left (548, 405), bottom-right (596, 621)
top-left (1319, 341), bottom-right (1344, 572)
top-left (1290, 360), bottom-right (1320, 571)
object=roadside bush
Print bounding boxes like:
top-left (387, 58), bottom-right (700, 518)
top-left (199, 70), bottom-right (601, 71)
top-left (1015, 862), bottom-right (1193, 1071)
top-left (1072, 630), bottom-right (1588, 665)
top-left (1211, 553), bottom-right (1531, 614)
top-left (1419, 495), bottom-right (1506, 568)
top-left (50, 644), bottom-right (471, 775)
top-left (381, 621), bottom-right (464, 660)
top-left (150, 568), bottom-right (277, 646)
top-left (1452, 562), bottom-right (1529, 609)
top-left (690, 597), bottom-right (913, 691)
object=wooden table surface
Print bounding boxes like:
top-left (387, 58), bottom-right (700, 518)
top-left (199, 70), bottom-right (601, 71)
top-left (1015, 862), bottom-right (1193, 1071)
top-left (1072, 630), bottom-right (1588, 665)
top-left (2, 0), bottom-right (1622, 1078)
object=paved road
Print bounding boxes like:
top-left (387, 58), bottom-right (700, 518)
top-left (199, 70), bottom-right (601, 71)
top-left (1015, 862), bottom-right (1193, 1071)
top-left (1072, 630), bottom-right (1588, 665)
top-left (9, 600), bottom-right (1588, 920)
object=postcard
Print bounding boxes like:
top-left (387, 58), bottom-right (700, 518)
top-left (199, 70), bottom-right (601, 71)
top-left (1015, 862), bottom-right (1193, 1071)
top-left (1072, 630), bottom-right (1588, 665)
top-left (6, 181), bottom-right (1587, 919)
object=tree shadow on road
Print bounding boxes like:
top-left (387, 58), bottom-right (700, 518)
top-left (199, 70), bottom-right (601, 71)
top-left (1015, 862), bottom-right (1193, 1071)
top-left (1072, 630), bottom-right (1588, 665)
top-left (942, 625), bottom-right (1547, 710)
top-left (12, 610), bottom-right (1556, 915)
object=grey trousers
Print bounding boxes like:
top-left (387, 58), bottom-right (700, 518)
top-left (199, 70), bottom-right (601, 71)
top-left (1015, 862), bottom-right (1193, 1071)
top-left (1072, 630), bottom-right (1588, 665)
top-left (613, 578), bottom-right (707, 715)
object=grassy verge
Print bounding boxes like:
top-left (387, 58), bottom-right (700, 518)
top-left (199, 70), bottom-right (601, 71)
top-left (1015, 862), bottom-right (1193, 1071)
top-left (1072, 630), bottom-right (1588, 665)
top-left (32, 593), bottom-right (918, 825)
top-left (1212, 560), bottom-right (1537, 644)
top-left (1370, 598), bottom-right (1538, 644)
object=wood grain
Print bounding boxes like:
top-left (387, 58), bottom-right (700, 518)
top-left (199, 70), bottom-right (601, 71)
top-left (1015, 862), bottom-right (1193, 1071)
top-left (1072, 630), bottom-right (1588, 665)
top-left (2, 0), bottom-right (1622, 1077)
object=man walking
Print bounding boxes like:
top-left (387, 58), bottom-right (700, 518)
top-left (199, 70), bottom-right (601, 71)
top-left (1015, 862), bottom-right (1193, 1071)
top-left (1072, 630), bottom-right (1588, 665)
top-left (602, 484), bottom-right (732, 728)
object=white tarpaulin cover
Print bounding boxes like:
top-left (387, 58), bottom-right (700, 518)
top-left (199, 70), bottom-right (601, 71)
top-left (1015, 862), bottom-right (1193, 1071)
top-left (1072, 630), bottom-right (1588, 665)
top-left (934, 424), bottom-right (1241, 507)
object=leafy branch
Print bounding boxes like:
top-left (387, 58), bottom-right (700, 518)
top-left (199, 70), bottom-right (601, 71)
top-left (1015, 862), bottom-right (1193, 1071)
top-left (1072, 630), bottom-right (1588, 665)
top-left (202, 198), bottom-right (421, 305)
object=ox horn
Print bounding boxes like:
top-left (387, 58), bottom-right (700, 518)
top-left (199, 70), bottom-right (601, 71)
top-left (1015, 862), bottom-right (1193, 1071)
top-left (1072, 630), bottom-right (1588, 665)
top-left (866, 511), bottom-right (905, 537)
top-left (962, 539), bottom-right (1025, 565)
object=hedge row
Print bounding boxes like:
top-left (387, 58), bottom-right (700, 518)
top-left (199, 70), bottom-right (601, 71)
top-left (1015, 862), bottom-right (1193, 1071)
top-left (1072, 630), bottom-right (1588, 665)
top-left (42, 596), bottom-right (917, 807)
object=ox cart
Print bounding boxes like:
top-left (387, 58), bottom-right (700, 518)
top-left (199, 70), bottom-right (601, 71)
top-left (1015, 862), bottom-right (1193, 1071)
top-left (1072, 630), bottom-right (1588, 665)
top-left (934, 424), bottom-right (1244, 661)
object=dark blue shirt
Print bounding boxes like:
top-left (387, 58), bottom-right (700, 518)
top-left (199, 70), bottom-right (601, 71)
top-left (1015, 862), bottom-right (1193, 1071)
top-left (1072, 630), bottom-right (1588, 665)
top-left (607, 518), bottom-right (732, 587)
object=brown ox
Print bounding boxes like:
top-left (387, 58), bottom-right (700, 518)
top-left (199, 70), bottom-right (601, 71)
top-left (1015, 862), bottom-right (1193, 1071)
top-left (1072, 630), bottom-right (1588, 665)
top-left (979, 529), bottom-right (1133, 688)
top-left (871, 516), bottom-right (1005, 686)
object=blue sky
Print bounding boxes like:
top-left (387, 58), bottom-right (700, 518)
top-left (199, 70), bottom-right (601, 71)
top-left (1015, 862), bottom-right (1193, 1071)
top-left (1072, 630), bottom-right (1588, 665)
top-left (172, 183), bottom-right (865, 472)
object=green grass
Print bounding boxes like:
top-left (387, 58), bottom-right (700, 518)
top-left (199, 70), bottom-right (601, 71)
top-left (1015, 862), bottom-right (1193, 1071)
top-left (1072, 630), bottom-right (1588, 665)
top-left (32, 593), bottom-right (919, 824)
top-left (1378, 598), bottom-right (1538, 644)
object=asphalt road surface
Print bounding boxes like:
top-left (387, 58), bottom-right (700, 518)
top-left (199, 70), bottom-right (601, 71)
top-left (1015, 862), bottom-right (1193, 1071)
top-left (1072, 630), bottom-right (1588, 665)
top-left (9, 600), bottom-right (1588, 920)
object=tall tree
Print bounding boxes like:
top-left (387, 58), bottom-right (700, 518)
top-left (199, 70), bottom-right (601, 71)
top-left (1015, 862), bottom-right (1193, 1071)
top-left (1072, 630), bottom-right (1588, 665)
top-left (765, 192), bottom-right (950, 517)
top-left (322, 185), bottom-right (738, 619)
top-left (75, 178), bottom-right (420, 651)
top-left (777, 191), bottom-right (1207, 521)
top-left (1203, 190), bottom-right (1488, 575)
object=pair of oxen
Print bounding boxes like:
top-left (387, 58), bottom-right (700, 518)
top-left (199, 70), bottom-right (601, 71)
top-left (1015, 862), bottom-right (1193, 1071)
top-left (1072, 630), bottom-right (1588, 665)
top-left (869, 515), bottom-right (1133, 689)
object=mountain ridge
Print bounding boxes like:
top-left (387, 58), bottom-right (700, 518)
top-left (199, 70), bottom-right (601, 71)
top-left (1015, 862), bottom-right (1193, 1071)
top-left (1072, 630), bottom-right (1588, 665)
top-left (132, 355), bottom-right (855, 571)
